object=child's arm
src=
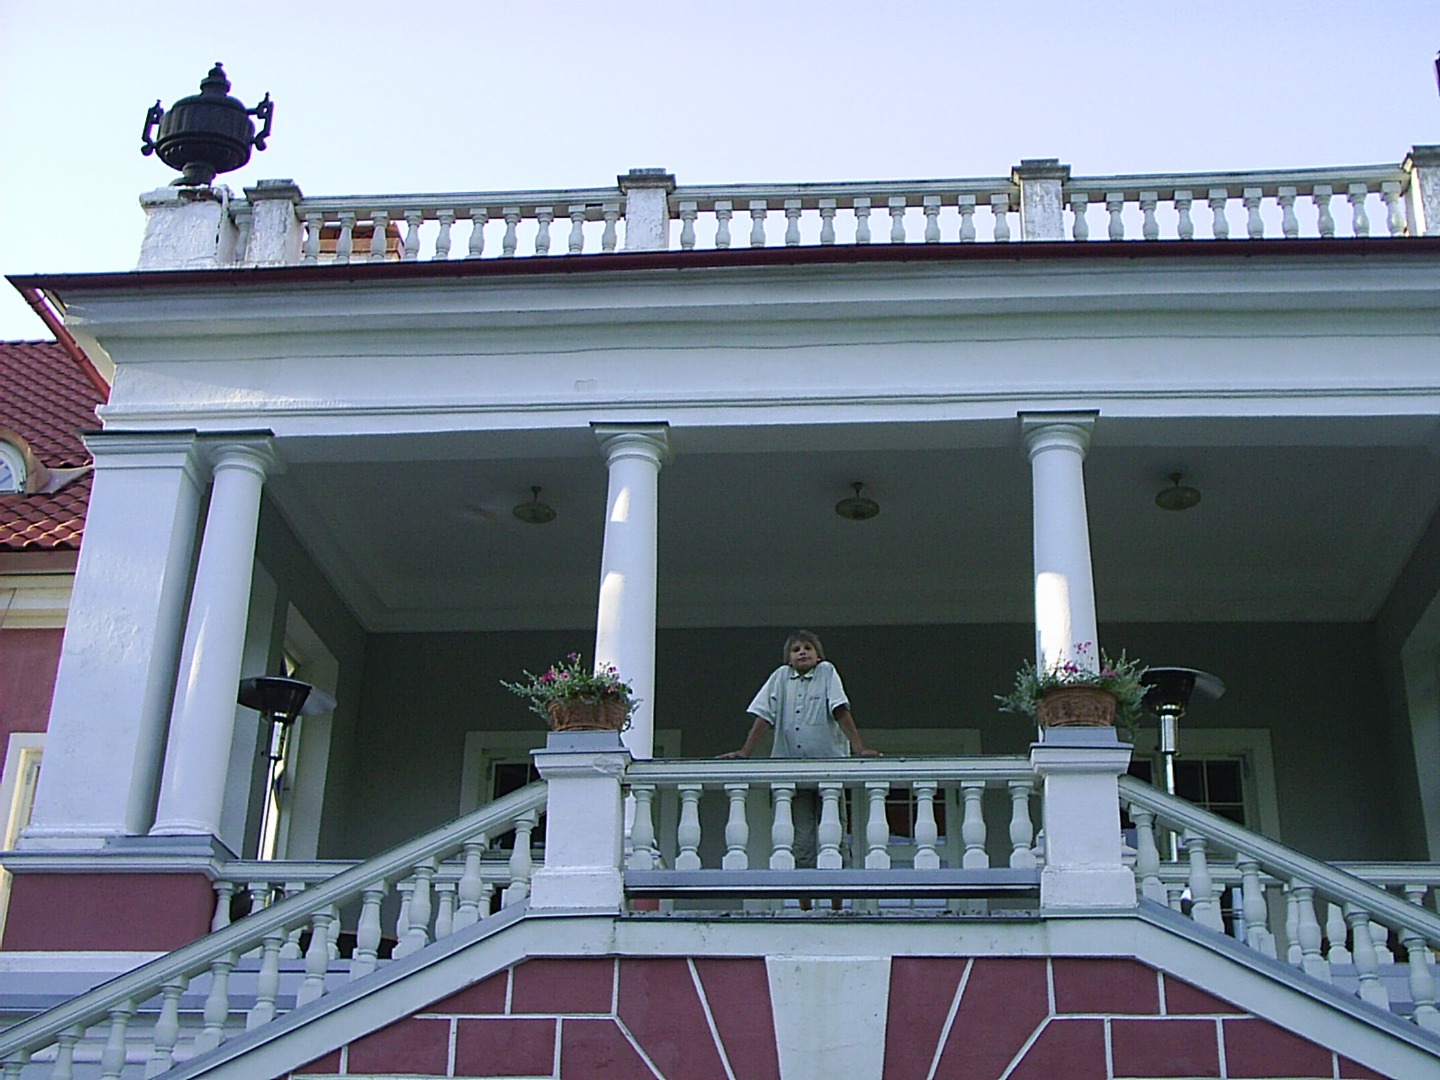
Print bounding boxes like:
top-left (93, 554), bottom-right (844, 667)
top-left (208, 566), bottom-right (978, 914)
top-left (833, 705), bottom-right (881, 757)
top-left (719, 715), bottom-right (769, 758)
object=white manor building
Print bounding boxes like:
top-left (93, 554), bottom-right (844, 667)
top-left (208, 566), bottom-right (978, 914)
top-left (0, 146), bottom-right (1439, 1078)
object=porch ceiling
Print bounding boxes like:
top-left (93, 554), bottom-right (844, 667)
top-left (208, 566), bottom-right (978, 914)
top-left (265, 414), bottom-right (1440, 633)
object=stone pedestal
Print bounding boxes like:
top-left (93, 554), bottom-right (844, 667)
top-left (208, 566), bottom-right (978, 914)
top-left (137, 186), bottom-right (236, 270)
top-left (528, 733), bottom-right (632, 911)
top-left (1032, 728), bottom-right (1136, 909)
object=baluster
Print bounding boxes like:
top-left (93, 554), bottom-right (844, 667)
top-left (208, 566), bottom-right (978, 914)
top-left (913, 781), bottom-right (940, 870)
top-left (853, 198), bottom-right (872, 244)
top-left (676, 783), bottom-right (704, 870)
top-left (302, 210), bottom-right (323, 263)
top-left (1285, 886), bottom-right (1303, 964)
top-left (1312, 185), bottom-right (1334, 238)
top-left (0, 1053), bottom-right (25, 1080)
top-left (1238, 859), bottom-right (1276, 957)
top-left (784, 199), bottom-right (803, 246)
top-left (403, 209), bottom-right (423, 261)
top-left (601, 202), bottom-right (621, 252)
top-left (1068, 192), bottom-right (1089, 240)
top-left (195, 954), bottom-right (235, 1052)
top-left (395, 859), bottom-right (435, 957)
top-left (467, 208), bottom-right (488, 258)
top-left (1348, 183), bottom-right (1370, 237)
top-left (1208, 189), bottom-right (1230, 240)
top-left (245, 880), bottom-right (271, 956)
top-left (1403, 930), bottom-right (1440, 1031)
top-left (352, 885), bottom-right (386, 978)
top-left (145, 980), bottom-right (185, 1076)
top-left (677, 202), bottom-right (698, 250)
top-left (1139, 191), bottom-right (1159, 240)
top-left (770, 782), bottom-right (797, 869)
top-left (1382, 180), bottom-right (1407, 236)
top-left (1403, 884), bottom-right (1430, 964)
top-left (723, 783), bottom-right (750, 870)
top-left (1326, 903), bottom-right (1351, 964)
top-left (1130, 805), bottom-right (1165, 902)
top-left (295, 910), bottom-right (334, 1006)
top-left (1174, 190), bottom-right (1194, 240)
top-left (816, 782), bottom-right (844, 869)
top-left (1165, 881), bottom-right (1186, 912)
top-left (280, 881), bottom-right (306, 958)
top-left (1243, 187), bottom-right (1264, 239)
top-left (1278, 186), bottom-right (1299, 238)
top-left (434, 881), bottom-right (456, 939)
top-left (714, 201), bottom-right (733, 249)
top-left (501, 207), bottom-right (521, 257)
top-left (864, 782), bottom-right (891, 870)
top-left (327, 902), bottom-right (342, 960)
top-left (454, 841), bottom-right (486, 929)
top-left (503, 810), bottom-right (537, 906)
top-left (922, 195), bottom-right (942, 243)
top-left (52, 1026), bottom-right (81, 1080)
top-left (395, 878), bottom-right (412, 943)
top-left (534, 206), bottom-right (553, 256)
top-left (211, 880), bottom-right (236, 932)
top-left (1291, 882), bottom-right (1330, 980)
top-left (247, 933), bottom-right (284, 1029)
top-left (629, 784), bottom-right (657, 871)
top-left (566, 205), bottom-right (588, 254)
top-left (1106, 192), bottom-right (1126, 240)
top-left (818, 199), bottom-right (837, 244)
top-left (369, 210), bottom-right (390, 262)
top-left (990, 193), bottom-right (1011, 241)
top-left (335, 210), bottom-right (355, 264)
top-left (1344, 904), bottom-right (1389, 1008)
top-left (748, 201), bottom-right (769, 247)
top-left (1183, 832), bottom-right (1223, 931)
top-left (960, 781), bottom-right (988, 868)
top-left (99, 1001), bottom-right (135, 1080)
top-left (434, 209), bottom-right (454, 260)
top-left (888, 197), bottom-right (908, 244)
top-left (956, 195), bottom-right (977, 242)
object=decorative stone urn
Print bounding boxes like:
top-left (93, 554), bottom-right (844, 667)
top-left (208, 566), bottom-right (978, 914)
top-left (1037, 686), bottom-right (1117, 728)
top-left (545, 699), bottom-right (629, 732)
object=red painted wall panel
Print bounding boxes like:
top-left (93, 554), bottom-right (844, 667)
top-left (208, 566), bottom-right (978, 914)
top-left (0, 628), bottom-right (61, 740)
top-left (1, 872), bottom-right (214, 951)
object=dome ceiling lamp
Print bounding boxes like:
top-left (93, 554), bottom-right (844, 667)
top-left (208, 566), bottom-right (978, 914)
top-left (1155, 473), bottom-right (1201, 512)
top-left (513, 486), bottom-right (557, 525)
top-left (834, 482), bottom-right (880, 521)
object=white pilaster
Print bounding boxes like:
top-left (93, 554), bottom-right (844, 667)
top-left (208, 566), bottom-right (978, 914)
top-left (1012, 159), bottom-right (1071, 240)
top-left (137, 186), bottom-right (237, 270)
top-left (22, 434), bottom-right (204, 848)
top-left (528, 733), bottom-right (632, 911)
top-left (1403, 146), bottom-right (1440, 236)
top-left (151, 438), bottom-right (279, 839)
top-left (593, 424), bottom-right (671, 759)
top-left (241, 180), bottom-right (305, 265)
top-left (1021, 412), bottom-right (1099, 674)
top-left (618, 169), bottom-right (676, 251)
top-left (1031, 730), bottom-right (1136, 908)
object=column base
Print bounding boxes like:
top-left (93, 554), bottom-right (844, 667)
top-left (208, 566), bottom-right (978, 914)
top-left (530, 867), bottom-right (624, 912)
top-left (1040, 866), bottom-right (1137, 910)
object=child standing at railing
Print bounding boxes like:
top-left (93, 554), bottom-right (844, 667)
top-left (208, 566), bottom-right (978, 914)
top-left (720, 630), bottom-right (879, 874)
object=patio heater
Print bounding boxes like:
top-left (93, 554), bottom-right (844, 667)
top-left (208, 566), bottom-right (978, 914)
top-left (1140, 667), bottom-right (1225, 859)
top-left (238, 675), bottom-right (336, 860)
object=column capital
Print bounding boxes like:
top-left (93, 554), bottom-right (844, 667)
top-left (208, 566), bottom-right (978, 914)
top-left (1019, 411), bottom-right (1097, 459)
top-left (593, 423), bottom-right (672, 467)
top-left (83, 430), bottom-right (202, 474)
top-left (199, 434), bottom-right (283, 478)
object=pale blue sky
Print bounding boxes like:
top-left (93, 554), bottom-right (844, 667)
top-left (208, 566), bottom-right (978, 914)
top-left (2, 0), bottom-right (1437, 338)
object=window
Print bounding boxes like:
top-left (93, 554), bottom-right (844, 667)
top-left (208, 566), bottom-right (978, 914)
top-left (0, 734), bottom-right (44, 939)
top-left (0, 441), bottom-right (24, 494)
top-left (1124, 728), bottom-right (1281, 839)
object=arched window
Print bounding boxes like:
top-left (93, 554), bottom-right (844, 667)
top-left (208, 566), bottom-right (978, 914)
top-left (0, 441), bottom-right (25, 494)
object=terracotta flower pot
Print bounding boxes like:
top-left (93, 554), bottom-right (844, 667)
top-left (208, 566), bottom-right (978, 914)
top-left (1037, 686), bottom-right (1117, 728)
top-left (545, 698), bottom-right (629, 732)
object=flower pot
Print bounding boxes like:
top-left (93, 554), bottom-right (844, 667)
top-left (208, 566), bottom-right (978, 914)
top-left (1037, 686), bottom-right (1117, 728)
top-left (545, 698), bottom-right (628, 732)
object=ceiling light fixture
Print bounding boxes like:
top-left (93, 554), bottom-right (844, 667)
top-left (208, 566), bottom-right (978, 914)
top-left (1154, 473), bottom-right (1201, 512)
top-left (512, 486), bottom-right (557, 525)
top-left (834, 481), bottom-right (880, 521)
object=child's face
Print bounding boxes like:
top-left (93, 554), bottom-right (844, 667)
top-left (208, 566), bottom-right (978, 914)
top-left (788, 639), bottom-right (820, 674)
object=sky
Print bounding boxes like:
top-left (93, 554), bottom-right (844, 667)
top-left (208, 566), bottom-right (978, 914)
top-left (1, 0), bottom-right (1437, 339)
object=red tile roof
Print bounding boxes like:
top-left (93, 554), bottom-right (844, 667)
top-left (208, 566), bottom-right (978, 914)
top-left (0, 341), bottom-right (105, 552)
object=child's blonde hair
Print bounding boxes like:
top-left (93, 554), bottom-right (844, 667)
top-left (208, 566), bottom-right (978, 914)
top-left (782, 630), bottom-right (825, 663)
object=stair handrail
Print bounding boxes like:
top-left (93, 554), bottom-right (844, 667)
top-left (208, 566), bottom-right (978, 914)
top-left (0, 781), bottom-right (547, 1063)
top-left (1119, 776), bottom-right (1440, 943)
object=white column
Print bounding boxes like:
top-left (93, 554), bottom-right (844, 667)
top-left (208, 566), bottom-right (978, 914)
top-left (529, 732), bottom-right (632, 911)
top-left (1021, 413), bottom-right (1099, 675)
top-left (22, 434), bottom-right (203, 848)
top-left (618, 169), bottom-right (675, 251)
top-left (1031, 730), bottom-right (1136, 908)
top-left (151, 438), bottom-right (279, 838)
top-left (593, 424), bottom-right (670, 759)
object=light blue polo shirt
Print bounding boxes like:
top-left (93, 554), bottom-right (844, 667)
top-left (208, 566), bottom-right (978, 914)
top-left (747, 660), bottom-right (851, 759)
